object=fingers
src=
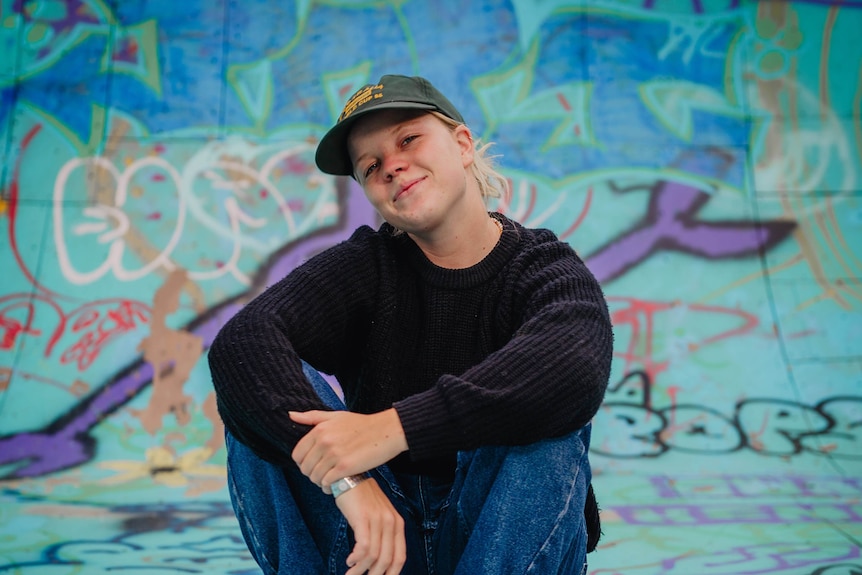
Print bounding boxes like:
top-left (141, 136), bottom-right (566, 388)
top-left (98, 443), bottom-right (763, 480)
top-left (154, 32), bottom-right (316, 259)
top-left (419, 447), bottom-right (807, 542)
top-left (345, 522), bottom-right (382, 575)
top-left (291, 433), bottom-right (325, 483)
top-left (346, 516), bottom-right (404, 575)
top-left (291, 411), bottom-right (340, 485)
top-left (338, 482), bottom-right (406, 575)
top-left (291, 410), bottom-right (409, 490)
top-left (289, 410), bottom-right (343, 471)
top-left (345, 516), bottom-right (372, 575)
top-left (391, 521), bottom-right (407, 574)
top-left (372, 511), bottom-right (406, 575)
top-left (290, 412), bottom-right (364, 486)
top-left (366, 508), bottom-right (405, 575)
top-left (295, 445), bottom-right (336, 487)
top-left (288, 410), bottom-right (334, 425)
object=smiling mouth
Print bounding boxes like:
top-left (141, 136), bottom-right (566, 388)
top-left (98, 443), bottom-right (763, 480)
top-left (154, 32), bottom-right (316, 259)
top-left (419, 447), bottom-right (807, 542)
top-left (394, 178), bottom-right (424, 202)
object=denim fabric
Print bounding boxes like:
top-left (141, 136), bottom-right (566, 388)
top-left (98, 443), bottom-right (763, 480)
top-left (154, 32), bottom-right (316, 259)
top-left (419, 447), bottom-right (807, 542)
top-left (225, 364), bottom-right (591, 574)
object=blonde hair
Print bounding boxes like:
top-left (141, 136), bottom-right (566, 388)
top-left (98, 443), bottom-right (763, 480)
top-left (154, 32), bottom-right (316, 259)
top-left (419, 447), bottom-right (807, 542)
top-left (429, 111), bottom-right (510, 203)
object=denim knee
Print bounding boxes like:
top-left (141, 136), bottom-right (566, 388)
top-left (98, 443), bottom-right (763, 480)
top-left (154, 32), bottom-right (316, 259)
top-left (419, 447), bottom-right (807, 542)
top-left (436, 426), bottom-right (592, 575)
top-left (224, 363), bottom-right (348, 574)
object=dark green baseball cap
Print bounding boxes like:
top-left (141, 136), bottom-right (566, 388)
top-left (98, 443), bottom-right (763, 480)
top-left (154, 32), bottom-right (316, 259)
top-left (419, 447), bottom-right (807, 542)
top-left (315, 74), bottom-right (465, 177)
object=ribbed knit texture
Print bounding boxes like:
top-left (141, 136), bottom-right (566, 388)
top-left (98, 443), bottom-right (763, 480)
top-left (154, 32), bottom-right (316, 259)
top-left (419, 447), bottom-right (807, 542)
top-left (208, 214), bottom-right (613, 477)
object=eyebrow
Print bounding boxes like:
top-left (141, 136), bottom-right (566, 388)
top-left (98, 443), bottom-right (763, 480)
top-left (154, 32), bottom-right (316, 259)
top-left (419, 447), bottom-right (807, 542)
top-left (350, 117), bottom-right (425, 176)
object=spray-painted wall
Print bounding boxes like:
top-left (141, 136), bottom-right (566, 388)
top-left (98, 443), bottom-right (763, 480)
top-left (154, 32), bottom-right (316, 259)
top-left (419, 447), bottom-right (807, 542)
top-left (1, 0), bottom-right (860, 573)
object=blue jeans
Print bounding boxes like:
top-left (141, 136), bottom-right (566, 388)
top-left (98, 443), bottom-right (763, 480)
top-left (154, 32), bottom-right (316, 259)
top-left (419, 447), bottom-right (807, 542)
top-left (226, 364), bottom-right (591, 575)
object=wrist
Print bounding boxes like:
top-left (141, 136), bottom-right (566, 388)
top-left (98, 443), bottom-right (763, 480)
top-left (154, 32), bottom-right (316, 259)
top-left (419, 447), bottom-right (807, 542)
top-left (382, 408), bottom-right (409, 454)
top-left (330, 473), bottom-right (369, 498)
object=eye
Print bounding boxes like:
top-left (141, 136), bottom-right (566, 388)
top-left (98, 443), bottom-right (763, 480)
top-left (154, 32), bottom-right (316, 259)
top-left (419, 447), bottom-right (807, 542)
top-left (363, 162), bottom-right (379, 179)
top-left (401, 134), bottom-right (417, 146)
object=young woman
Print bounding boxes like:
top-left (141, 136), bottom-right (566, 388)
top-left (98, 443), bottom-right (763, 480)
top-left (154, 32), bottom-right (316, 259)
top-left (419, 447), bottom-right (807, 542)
top-left (209, 74), bottom-right (613, 575)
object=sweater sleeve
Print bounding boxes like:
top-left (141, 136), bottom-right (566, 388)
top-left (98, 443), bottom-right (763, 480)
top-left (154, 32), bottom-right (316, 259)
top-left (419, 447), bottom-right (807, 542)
top-left (393, 238), bottom-right (614, 461)
top-left (208, 227), bottom-right (378, 466)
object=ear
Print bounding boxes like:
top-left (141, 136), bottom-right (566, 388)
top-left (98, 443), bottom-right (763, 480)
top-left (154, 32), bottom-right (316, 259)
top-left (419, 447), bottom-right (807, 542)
top-left (453, 124), bottom-right (474, 168)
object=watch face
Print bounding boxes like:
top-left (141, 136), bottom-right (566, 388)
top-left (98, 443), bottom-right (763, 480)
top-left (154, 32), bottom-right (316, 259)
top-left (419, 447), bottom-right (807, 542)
top-left (331, 474), bottom-right (366, 498)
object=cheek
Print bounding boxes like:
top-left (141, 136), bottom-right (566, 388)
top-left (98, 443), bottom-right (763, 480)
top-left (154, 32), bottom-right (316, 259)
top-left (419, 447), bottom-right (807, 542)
top-left (362, 185), bottom-right (388, 209)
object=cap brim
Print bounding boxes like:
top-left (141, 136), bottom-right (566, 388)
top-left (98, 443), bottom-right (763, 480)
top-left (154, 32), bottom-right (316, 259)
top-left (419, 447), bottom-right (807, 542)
top-left (315, 101), bottom-right (437, 176)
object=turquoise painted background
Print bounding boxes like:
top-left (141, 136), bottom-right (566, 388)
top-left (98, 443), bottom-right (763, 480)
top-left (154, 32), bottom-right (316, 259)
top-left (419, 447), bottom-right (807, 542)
top-left (1, 0), bottom-right (861, 573)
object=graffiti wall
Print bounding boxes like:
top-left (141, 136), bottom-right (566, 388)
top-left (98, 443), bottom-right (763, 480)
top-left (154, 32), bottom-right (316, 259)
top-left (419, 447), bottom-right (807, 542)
top-left (1, 0), bottom-right (860, 573)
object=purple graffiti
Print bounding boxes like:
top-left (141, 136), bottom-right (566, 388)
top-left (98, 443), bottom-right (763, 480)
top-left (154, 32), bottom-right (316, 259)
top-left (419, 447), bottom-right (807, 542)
top-left (649, 474), bottom-right (862, 500)
top-left (11, 0), bottom-right (102, 33)
top-left (657, 542), bottom-right (861, 575)
top-left (11, 0), bottom-right (104, 60)
top-left (0, 178), bottom-right (378, 478)
top-left (641, 0), bottom-right (740, 12)
top-left (584, 149), bottom-right (795, 284)
top-left (612, 502), bottom-right (862, 526)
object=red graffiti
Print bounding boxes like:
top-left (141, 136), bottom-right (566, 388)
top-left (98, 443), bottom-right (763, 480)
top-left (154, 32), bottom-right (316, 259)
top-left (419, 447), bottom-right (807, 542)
top-left (0, 294), bottom-right (66, 355)
top-left (61, 300), bottom-right (151, 371)
top-left (0, 301), bottom-right (41, 349)
top-left (4, 123), bottom-right (152, 369)
top-left (609, 296), bottom-right (759, 398)
top-left (559, 186), bottom-right (593, 241)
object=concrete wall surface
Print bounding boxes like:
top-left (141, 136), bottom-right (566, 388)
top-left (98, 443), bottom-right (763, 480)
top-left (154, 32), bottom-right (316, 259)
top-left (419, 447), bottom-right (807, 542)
top-left (1, 0), bottom-right (860, 573)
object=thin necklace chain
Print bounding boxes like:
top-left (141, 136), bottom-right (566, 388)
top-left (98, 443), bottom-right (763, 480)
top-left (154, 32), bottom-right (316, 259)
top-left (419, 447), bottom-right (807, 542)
top-left (492, 216), bottom-right (503, 235)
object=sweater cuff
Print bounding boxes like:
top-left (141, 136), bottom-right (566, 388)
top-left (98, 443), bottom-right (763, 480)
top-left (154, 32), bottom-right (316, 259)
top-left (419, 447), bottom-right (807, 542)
top-left (393, 386), bottom-right (461, 461)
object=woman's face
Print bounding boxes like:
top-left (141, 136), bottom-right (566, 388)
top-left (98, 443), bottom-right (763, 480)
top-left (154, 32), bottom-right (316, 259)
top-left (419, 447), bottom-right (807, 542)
top-left (348, 109), bottom-right (475, 235)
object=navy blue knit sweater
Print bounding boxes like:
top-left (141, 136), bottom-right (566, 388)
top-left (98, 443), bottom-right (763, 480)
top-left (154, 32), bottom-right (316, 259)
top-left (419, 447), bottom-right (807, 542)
top-left (209, 214), bottom-right (613, 477)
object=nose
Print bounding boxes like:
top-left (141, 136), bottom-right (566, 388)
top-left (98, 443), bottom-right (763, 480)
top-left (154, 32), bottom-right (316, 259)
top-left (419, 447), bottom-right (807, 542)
top-left (381, 153), bottom-right (407, 180)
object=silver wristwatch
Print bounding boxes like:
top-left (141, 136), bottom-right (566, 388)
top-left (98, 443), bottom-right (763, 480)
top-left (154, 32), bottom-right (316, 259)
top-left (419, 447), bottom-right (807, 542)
top-left (330, 474), bottom-right (369, 498)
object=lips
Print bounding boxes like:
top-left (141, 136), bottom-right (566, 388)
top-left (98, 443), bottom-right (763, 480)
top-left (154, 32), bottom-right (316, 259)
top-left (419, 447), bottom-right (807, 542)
top-left (394, 177), bottom-right (425, 202)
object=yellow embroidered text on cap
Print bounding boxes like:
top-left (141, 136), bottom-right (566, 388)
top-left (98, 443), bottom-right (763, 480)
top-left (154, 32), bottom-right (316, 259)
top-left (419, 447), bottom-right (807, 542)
top-left (339, 84), bottom-right (384, 121)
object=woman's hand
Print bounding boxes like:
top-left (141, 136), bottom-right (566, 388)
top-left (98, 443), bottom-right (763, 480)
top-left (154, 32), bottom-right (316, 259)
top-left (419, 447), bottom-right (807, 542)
top-left (289, 408), bottom-right (408, 491)
top-left (289, 408), bottom-right (409, 574)
top-left (335, 479), bottom-right (407, 575)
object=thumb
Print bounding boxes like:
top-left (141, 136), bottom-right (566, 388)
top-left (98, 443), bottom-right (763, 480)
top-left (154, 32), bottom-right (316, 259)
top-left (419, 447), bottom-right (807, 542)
top-left (289, 410), bottom-right (335, 425)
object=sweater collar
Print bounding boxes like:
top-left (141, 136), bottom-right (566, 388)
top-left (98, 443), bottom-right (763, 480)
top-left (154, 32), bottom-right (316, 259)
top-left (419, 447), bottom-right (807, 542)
top-left (386, 213), bottom-right (520, 288)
